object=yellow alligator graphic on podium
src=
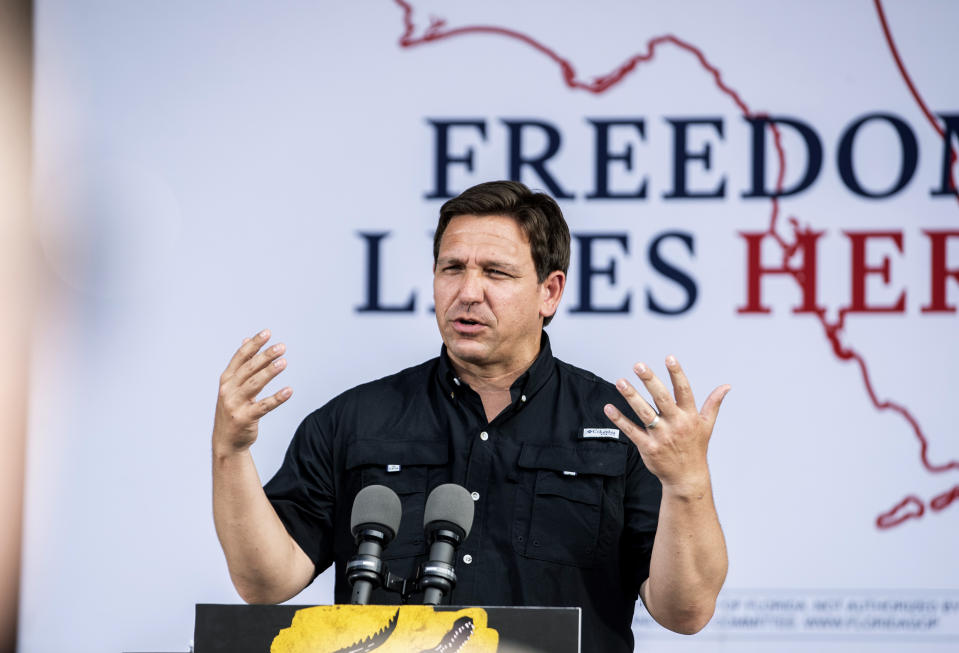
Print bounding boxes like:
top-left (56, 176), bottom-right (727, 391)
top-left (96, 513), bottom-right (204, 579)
top-left (270, 605), bottom-right (499, 653)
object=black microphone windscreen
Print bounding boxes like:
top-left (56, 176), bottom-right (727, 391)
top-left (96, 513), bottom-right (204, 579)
top-left (423, 484), bottom-right (474, 538)
top-left (350, 484), bottom-right (402, 538)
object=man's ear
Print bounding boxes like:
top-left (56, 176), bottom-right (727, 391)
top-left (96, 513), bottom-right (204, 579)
top-left (539, 271), bottom-right (566, 319)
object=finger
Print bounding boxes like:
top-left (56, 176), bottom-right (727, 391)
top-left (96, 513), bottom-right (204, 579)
top-left (614, 378), bottom-right (659, 427)
top-left (234, 342), bottom-right (286, 387)
top-left (700, 384), bottom-right (731, 427)
top-left (665, 355), bottom-right (696, 412)
top-left (633, 362), bottom-right (678, 416)
top-left (603, 402), bottom-right (653, 450)
top-left (251, 386), bottom-right (293, 419)
top-left (239, 356), bottom-right (288, 399)
top-left (223, 329), bottom-right (271, 379)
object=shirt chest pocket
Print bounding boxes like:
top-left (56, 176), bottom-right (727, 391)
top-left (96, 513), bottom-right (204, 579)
top-left (513, 442), bottom-right (626, 568)
top-left (346, 439), bottom-right (449, 559)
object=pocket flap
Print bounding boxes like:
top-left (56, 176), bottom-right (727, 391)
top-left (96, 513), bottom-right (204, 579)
top-left (518, 442), bottom-right (626, 476)
top-left (346, 439), bottom-right (449, 469)
top-left (535, 470), bottom-right (603, 505)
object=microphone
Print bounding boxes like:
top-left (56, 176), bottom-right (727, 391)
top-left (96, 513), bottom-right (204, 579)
top-left (420, 484), bottom-right (474, 605)
top-left (346, 484), bottom-right (402, 605)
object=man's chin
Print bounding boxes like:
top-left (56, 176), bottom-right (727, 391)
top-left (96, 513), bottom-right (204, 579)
top-left (445, 338), bottom-right (492, 366)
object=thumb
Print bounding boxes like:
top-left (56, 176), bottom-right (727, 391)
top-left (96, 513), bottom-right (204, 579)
top-left (700, 384), bottom-right (731, 426)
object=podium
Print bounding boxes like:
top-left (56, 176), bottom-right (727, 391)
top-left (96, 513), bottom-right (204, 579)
top-left (194, 603), bottom-right (580, 653)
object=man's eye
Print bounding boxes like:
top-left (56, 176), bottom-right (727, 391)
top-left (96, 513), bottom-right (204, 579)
top-left (488, 269), bottom-right (510, 278)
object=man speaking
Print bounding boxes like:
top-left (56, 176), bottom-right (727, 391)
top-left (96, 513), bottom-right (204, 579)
top-left (212, 180), bottom-right (730, 652)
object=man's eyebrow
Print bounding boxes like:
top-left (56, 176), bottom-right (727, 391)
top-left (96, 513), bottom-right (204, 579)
top-left (482, 260), bottom-right (522, 272)
top-left (436, 255), bottom-right (525, 273)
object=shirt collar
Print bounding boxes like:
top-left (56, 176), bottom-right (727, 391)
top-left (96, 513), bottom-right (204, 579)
top-left (437, 331), bottom-right (556, 404)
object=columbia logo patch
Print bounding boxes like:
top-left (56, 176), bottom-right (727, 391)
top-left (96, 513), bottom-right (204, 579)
top-left (582, 428), bottom-right (620, 440)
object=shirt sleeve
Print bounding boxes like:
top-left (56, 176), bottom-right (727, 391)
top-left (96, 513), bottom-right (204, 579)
top-left (262, 409), bottom-right (337, 577)
top-left (618, 408), bottom-right (663, 599)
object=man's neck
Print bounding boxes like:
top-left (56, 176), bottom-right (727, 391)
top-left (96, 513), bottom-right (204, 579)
top-left (448, 347), bottom-right (540, 423)
top-left (449, 360), bottom-right (527, 393)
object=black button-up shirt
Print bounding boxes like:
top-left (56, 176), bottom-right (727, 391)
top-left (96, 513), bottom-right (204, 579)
top-left (264, 332), bottom-right (662, 653)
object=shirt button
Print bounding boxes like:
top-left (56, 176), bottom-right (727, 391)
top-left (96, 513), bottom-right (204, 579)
top-left (463, 554), bottom-right (473, 564)
top-left (471, 491), bottom-right (480, 501)
top-left (521, 394), bottom-right (527, 402)
top-left (479, 431), bottom-right (489, 441)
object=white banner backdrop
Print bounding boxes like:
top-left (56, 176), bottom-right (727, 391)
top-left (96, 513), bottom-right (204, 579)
top-left (22, 1), bottom-right (958, 651)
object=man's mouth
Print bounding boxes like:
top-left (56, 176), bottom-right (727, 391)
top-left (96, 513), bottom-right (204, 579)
top-left (452, 318), bottom-right (486, 333)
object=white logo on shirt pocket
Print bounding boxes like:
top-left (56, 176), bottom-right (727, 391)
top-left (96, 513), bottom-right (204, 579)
top-left (582, 428), bottom-right (620, 440)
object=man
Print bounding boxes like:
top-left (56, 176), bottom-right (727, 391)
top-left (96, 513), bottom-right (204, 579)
top-left (212, 180), bottom-right (729, 652)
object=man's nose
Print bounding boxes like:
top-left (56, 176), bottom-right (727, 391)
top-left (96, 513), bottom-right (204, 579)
top-left (457, 270), bottom-right (484, 304)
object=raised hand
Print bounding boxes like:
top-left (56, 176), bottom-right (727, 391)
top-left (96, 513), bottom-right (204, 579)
top-left (603, 355), bottom-right (730, 494)
top-left (213, 329), bottom-right (292, 456)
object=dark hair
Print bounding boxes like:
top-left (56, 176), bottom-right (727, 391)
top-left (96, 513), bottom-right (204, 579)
top-left (433, 181), bottom-right (571, 325)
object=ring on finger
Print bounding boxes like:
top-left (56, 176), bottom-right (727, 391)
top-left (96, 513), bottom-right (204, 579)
top-left (644, 415), bottom-right (660, 430)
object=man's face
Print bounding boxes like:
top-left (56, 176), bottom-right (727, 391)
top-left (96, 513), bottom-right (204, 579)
top-left (433, 214), bottom-right (563, 374)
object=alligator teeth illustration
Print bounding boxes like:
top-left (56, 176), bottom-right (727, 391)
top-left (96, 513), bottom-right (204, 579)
top-left (332, 608), bottom-right (400, 653)
top-left (420, 616), bottom-right (474, 653)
